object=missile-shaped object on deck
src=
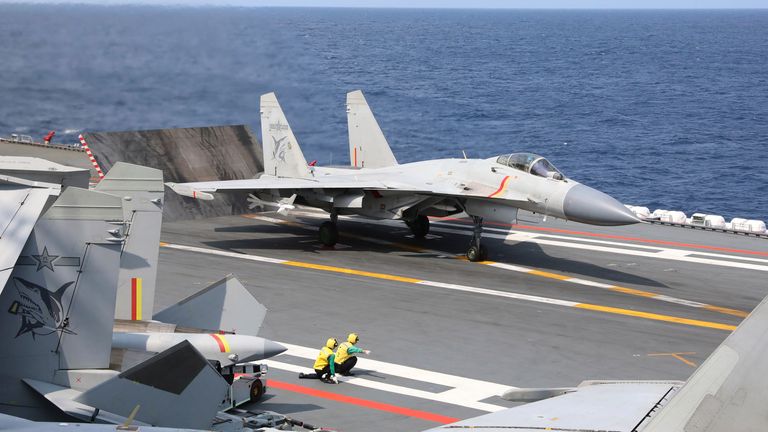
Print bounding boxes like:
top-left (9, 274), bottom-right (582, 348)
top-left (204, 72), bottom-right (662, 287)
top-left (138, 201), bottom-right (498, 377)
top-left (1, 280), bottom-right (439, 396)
top-left (113, 332), bottom-right (286, 366)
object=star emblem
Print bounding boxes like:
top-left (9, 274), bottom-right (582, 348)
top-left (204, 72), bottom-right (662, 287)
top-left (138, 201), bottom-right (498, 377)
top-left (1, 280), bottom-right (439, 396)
top-left (31, 247), bottom-right (59, 272)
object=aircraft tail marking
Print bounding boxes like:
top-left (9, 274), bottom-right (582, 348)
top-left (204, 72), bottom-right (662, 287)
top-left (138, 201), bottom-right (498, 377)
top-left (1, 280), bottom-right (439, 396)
top-left (95, 162), bottom-right (163, 321)
top-left (261, 92), bottom-right (311, 178)
top-left (347, 90), bottom-right (398, 169)
top-left (131, 277), bottom-right (142, 320)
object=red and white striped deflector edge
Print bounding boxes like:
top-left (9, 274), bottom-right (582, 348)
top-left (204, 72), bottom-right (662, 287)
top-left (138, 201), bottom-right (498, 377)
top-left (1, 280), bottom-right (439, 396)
top-left (78, 134), bottom-right (105, 180)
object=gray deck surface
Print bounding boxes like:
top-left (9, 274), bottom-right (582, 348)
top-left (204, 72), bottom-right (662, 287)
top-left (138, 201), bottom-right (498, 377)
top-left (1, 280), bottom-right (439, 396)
top-left (157, 210), bottom-right (767, 431)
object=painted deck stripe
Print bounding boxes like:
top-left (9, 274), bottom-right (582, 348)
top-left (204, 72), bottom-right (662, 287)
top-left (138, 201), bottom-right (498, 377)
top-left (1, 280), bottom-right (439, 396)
top-left (247, 213), bottom-right (749, 318)
top-left (423, 224), bottom-right (768, 273)
top-left (161, 242), bottom-right (737, 332)
top-left (263, 359), bottom-right (506, 412)
top-left (267, 379), bottom-right (460, 424)
top-left (436, 217), bottom-right (768, 257)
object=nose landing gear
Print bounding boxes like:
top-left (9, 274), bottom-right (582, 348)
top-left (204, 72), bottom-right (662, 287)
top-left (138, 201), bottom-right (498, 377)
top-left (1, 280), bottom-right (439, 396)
top-left (466, 216), bottom-right (488, 262)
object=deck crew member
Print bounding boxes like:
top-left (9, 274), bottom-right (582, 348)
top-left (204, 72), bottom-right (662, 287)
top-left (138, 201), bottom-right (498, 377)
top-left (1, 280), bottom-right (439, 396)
top-left (299, 337), bottom-right (339, 383)
top-left (335, 333), bottom-right (371, 376)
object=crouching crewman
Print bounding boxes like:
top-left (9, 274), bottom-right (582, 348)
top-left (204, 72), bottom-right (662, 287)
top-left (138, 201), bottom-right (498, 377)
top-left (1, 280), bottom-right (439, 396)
top-left (299, 337), bottom-right (339, 383)
top-left (335, 332), bottom-right (371, 376)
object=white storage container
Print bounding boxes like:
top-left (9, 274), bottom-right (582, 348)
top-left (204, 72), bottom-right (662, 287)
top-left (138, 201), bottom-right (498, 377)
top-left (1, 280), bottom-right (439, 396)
top-left (732, 218), bottom-right (767, 233)
top-left (661, 210), bottom-right (687, 224)
top-left (704, 214), bottom-right (726, 229)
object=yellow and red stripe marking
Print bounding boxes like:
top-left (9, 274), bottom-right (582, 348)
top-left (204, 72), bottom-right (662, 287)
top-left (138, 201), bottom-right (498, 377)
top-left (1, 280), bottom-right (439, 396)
top-left (268, 379), bottom-right (459, 424)
top-left (131, 277), bottom-right (142, 320)
top-left (210, 333), bottom-right (231, 352)
top-left (487, 175), bottom-right (510, 198)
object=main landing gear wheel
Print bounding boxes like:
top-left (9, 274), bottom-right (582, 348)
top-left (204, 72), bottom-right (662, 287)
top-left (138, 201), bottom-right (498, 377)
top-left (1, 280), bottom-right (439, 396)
top-left (319, 221), bottom-right (339, 246)
top-left (406, 215), bottom-right (430, 238)
top-left (466, 245), bottom-right (488, 262)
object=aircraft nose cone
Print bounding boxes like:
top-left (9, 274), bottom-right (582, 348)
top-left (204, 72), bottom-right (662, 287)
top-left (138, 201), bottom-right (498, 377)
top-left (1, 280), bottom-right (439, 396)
top-left (263, 340), bottom-right (287, 359)
top-left (563, 184), bottom-right (640, 226)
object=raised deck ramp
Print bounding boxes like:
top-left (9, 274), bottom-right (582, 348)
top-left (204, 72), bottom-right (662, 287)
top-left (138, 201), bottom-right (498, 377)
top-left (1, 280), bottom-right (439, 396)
top-left (84, 126), bottom-right (264, 221)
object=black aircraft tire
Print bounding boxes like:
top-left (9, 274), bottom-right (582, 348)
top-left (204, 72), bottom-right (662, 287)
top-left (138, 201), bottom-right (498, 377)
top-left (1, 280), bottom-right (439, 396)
top-left (319, 222), bottom-right (339, 246)
top-left (467, 245), bottom-right (488, 262)
top-left (408, 215), bottom-right (430, 238)
top-left (249, 378), bottom-right (265, 403)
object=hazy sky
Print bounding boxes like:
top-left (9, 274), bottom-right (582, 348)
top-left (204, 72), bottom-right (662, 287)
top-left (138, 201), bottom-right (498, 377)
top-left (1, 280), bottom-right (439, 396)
top-left (6, 0), bottom-right (768, 8)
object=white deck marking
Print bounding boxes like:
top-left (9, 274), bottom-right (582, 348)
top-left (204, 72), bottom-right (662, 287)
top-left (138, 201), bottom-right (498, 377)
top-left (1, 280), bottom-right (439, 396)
top-left (244, 213), bottom-right (750, 317)
top-left (286, 210), bottom-right (768, 272)
top-left (262, 342), bottom-right (512, 412)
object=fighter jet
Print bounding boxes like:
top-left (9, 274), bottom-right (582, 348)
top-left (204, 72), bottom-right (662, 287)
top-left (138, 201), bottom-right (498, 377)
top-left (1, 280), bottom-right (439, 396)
top-left (0, 160), bottom-right (283, 427)
top-left (166, 91), bottom-right (639, 261)
top-left (425, 287), bottom-right (768, 432)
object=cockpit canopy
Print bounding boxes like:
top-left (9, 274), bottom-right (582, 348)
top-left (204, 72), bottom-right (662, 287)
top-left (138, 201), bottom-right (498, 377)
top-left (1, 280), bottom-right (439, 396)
top-left (496, 153), bottom-right (565, 180)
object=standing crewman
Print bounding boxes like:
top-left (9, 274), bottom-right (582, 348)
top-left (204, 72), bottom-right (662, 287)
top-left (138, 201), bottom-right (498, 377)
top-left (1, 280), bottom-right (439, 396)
top-left (334, 333), bottom-right (371, 376)
top-left (299, 338), bottom-right (339, 383)
top-left (43, 131), bottom-right (55, 145)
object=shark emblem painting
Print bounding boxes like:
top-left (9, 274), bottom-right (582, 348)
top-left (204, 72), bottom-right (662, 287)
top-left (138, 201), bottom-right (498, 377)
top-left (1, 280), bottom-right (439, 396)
top-left (8, 277), bottom-right (76, 339)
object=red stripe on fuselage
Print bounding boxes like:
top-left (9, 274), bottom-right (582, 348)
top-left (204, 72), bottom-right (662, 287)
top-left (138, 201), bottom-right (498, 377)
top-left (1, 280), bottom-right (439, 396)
top-left (488, 176), bottom-right (510, 198)
top-left (210, 334), bottom-right (227, 352)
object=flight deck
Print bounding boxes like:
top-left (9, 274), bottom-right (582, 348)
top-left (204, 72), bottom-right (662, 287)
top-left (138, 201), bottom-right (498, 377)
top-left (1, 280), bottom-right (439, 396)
top-left (155, 209), bottom-right (766, 431)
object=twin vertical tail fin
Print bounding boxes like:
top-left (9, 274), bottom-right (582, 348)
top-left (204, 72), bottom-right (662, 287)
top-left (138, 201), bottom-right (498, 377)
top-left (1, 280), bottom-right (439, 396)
top-left (346, 90), bottom-right (398, 169)
top-left (94, 162), bottom-right (164, 322)
top-left (643, 294), bottom-right (768, 431)
top-left (260, 92), bottom-right (312, 178)
top-left (0, 187), bottom-right (125, 372)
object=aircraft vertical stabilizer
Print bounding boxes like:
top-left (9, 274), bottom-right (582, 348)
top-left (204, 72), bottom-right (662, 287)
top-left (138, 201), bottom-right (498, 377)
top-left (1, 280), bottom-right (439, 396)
top-left (346, 90), bottom-right (398, 168)
top-left (642, 293), bottom-right (768, 431)
top-left (74, 340), bottom-right (229, 429)
top-left (0, 187), bottom-right (124, 411)
top-left (260, 92), bottom-right (311, 178)
top-left (153, 274), bottom-right (267, 336)
top-left (94, 162), bottom-right (164, 321)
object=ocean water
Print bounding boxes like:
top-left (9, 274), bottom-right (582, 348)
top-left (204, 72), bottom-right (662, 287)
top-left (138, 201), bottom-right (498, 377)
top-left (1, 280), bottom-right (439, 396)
top-left (1, 5), bottom-right (766, 221)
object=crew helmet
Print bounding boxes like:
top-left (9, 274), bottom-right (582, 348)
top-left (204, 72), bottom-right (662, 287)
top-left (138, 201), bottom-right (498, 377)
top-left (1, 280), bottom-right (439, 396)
top-left (347, 333), bottom-right (359, 344)
top-left (326, 337), bottom-right (338, 349)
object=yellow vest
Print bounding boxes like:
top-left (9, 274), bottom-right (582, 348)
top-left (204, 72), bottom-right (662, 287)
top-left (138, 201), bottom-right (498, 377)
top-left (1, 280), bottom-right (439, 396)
top-left (335, 342), bottom-right (355, 364)
top-left (313, 346), bottom-right (334, 369)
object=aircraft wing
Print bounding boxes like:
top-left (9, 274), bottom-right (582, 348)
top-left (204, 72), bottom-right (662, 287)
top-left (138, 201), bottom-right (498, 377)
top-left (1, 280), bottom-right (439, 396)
top-left (167, 176), bottom-right (528, 202)
top-left (425, 381), bottom-right (681, 432)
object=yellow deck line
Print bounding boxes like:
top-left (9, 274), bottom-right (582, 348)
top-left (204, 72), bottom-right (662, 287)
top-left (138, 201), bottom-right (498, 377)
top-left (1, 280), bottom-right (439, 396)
top-left (282, 261), bottom-right (423, 284)
top-left (574, 304), bottom-right (736, 331)
top-left (161, 242), bottom-right (738, 332)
